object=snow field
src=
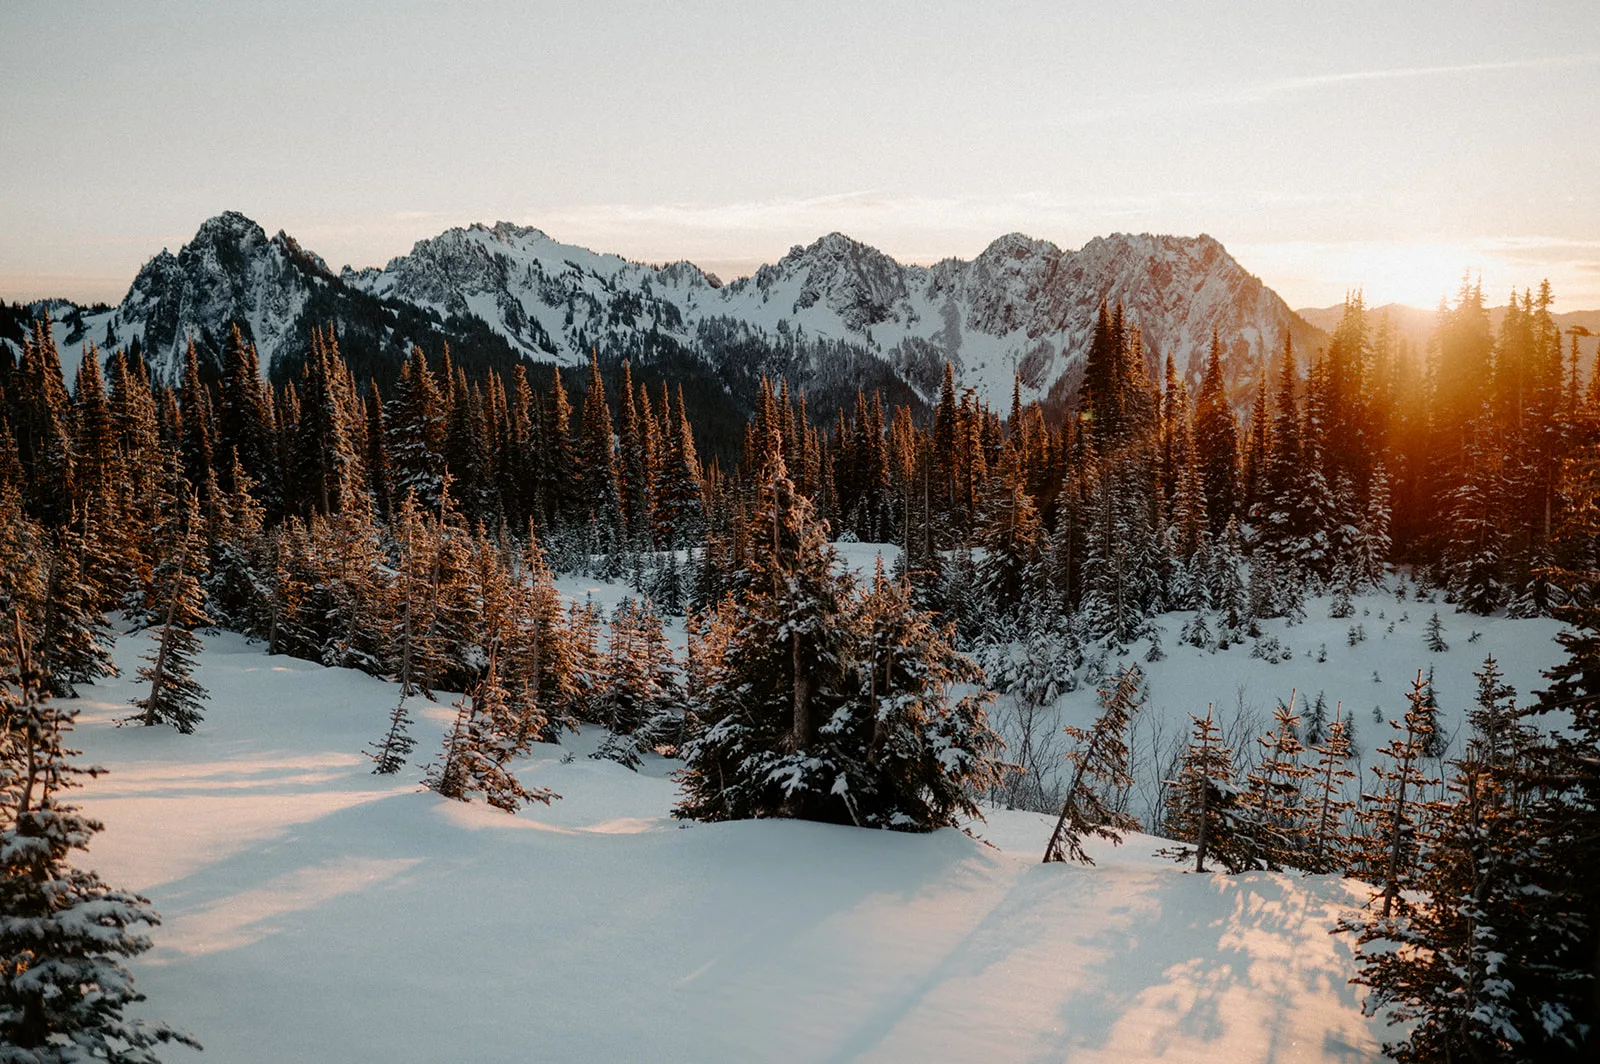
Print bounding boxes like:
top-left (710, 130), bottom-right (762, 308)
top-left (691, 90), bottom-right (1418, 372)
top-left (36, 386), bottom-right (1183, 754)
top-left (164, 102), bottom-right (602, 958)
top-left (62, 561), bottom-right (1566, 1063)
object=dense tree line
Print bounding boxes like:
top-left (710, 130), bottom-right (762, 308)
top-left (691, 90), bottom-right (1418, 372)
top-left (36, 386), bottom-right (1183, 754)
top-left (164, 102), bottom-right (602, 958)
top-left (4, 281), bottom-right (1600, 1060)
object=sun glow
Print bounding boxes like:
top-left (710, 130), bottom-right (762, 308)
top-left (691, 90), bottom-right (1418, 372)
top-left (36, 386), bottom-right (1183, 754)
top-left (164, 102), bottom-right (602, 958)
top-left (1231, 239), bottom-right (1579, 311)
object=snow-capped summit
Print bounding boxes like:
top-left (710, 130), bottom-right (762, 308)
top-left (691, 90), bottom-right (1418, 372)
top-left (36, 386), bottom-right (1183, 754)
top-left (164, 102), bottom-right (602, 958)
top-left (111, 211), bottom-right (337, 381)
top-left (51, 212), bottom-right (1323, 407)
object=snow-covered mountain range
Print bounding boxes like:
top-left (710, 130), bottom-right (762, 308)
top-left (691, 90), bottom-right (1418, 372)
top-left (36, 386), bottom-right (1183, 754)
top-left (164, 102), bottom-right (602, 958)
top-left (15, 212), bottom-right (1325, 409)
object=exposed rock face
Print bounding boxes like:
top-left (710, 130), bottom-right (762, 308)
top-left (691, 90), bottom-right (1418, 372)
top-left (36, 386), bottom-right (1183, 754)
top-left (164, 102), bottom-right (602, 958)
top-left (75, 212), bottom-right (1326, 405)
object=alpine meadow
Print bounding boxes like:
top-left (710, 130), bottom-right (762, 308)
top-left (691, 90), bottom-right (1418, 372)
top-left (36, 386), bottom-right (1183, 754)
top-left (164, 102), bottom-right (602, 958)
top-left (4, 4), bottom-right (1600, 1063)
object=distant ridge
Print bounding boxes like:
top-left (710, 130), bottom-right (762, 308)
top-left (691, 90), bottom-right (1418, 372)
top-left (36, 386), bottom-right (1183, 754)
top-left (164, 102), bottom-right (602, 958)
top-left (10, 213), bottom-right (1325, 411)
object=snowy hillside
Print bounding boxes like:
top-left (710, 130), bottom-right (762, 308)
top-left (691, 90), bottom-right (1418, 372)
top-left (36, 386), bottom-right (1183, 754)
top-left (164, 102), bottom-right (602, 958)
top-left (61, 557), bottom-right (1568, 1064)
top-left (26, 213), bottom-right (1324, 407)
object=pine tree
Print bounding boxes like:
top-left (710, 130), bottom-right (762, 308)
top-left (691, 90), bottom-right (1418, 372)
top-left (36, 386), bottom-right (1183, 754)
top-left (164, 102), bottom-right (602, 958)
top-left (1305, 705), bottom-right (1357, 874)
top-left (129, 485), bottom-right (210, 734)
top-left (1195, 328), bottom-right (1239, 526)
top-left (366, 684), bottom-right (416, 777)
top-left (36, 522), bottom-right (118, 698)
top-left (1, 613), bottom-right (201, 1059)
top-left (217, 324), bottom-right (278, 510)
top-left (975, 448), bottom-right (1044, 617)
top-left (594, 597), bottom-right (678, 748)
top-left (1254, 336), bottom-right (1305, 560)
top-left (426, 645), bottom-right (558, 812)
top-left (1425, 610), bottom-right (1449, 652)
top-left (1303, 691), bottom-right (1329, 747)
top-left (579, 351), bottom-right (623, 555)
top-left (653, 386), bottom-right (703, 549)
top-left (387, 346), bottom-right (447, 514)
top-left (1339, 656), bottom-right (1579, 1063)
top-left (1042, 663), bottom-right (1143, 864)
top-left (1360, 671), bottom-right (1441, 917)
top-left (832, 566), bottom-right (1004, 829)
top-left (1239, 699), bottom-right (1311, 870)
top-left (675, 447), bottom-right (858, 823)
top-left (615, 361), bottom-right (653, 545)
top-left (71, 346), bottom-right (116, 511)
top-left (1357, 462), bottom-right (1392, 588)
top-left (293, 326), bottom-right (363, 517)
top-left (1519, 588), bottom-right (1600, 1058)
top-left (12, 320), bottom-right (75, 527)
top-left (1163, 705), bottom-right (1254, 872)
top-left (177, 338), bottom-right (214, 492)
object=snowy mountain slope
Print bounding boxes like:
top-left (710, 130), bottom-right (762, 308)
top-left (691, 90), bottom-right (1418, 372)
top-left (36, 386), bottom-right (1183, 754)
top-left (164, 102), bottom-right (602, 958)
top-left (49, 213), bottom-right (544, 387)
top-left (39, 212), bottom-right (1325, 407)
top-left (353, 223), bottom-right (1324, 407)
top-left (69, 628), bottom-right (1388, 1064)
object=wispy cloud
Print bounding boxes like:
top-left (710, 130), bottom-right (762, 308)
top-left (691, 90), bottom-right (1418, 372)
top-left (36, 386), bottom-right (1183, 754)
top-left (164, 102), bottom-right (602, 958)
top-left (1214, 53), bottom-right (1600, 105)
top-left (518, 191), bottom-right (1167, 270)
top-left (1062, 53), bottom-right (1600, 125)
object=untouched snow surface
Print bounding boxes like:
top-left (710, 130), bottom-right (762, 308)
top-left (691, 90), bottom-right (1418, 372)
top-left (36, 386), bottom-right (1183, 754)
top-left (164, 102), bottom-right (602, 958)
top-left (62, 566), bottom-right (1567, 1063)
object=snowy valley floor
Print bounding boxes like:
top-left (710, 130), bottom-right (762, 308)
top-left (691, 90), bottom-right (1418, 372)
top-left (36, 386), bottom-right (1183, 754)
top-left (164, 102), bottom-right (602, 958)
top-left (64, 580), bottom-right (1567, 1064)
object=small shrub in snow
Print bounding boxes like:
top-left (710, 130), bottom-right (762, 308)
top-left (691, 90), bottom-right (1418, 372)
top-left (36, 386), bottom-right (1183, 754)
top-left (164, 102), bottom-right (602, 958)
top-left (1316, 642), bottom-right (1328, 663)
top-left (1425, 611), bottom-right (1449, 652)
top-left (1249, 635), bottom-right (1291, 664)
top-left (1347, 624), bottom-right (1366, 647)
top-left (590, 729), bottom-right (644, 771)
top-left (1180, 612), bottom-right (1212, 649)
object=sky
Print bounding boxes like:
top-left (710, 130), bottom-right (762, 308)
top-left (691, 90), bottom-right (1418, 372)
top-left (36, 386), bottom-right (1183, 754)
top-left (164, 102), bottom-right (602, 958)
top-left (2, 0), bottom-right (1597, 311)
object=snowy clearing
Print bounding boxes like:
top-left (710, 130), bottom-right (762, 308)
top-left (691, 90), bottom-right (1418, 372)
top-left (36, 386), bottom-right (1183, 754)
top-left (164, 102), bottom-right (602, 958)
top-left (62, 566), bottom-right (1567, 1063)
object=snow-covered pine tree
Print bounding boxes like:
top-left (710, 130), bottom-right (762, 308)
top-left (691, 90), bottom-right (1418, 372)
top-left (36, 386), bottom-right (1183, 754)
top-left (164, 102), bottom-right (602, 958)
top-left (207, 456), bottom-right (270, 636)
top-left (317, 504), bottom-right (388, 674)
top-left (386, 491), bottom-right (441, 700)
top-left (974, 447), bottom-right (1045, 618)
top-left (426, 644), bottom-right (557, 813)
top-left (1519, 587), bottom-right (1600, 1057)
top-left (129, 485), bottom-right (210, 734)
top-left (579, 351), bottom-right (625, 559)
top-left (36, 521), bottom-right (118, 697)
top-left (1253, 336), bottom-right (1306, 563)
top-left (1, 613), bottom-right (201, 1058)
top-left (1042, 663), bottom-right (1143, 864)
top-left (591, 598), bottom-right (679, 767)
top-left (652, 386), bottom-right (704, 550)
top-left (428, 492), bottom-right (484, 694)
top-left (1163, 705), bottom-right (1254, 872)
top-left (675, 446), bottom-right (858, 824)
top-left (501, 532), bottom-right (571, 739)
top-left (1208, 516), bottom-right (1249, 646)
top-left (1357, 462), bottom-right (1392, 588)
top-left (826, 565), bottom-right (1004, 830)
top-left (1444, 426), bottom-right (1508, 614)
top-left (1194, 328), bottom-right (1239, 528)
top-left (366, 689), bottom-right (416, 775)
top-left (1339, 656), bottom-right (1577, 1063)
top-left (386, 346), bottom-right (447, 514)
